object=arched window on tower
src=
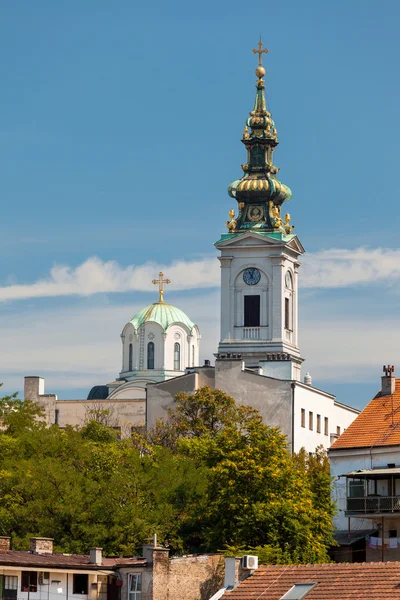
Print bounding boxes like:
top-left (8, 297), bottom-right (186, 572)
top-left (147, 342), bottom-right (155, 370)
top-left (128, 343), bottom-right (133, 371)
top-left (174, 342), bottom-right (181, 371)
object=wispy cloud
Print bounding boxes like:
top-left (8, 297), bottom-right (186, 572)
top-left (0, 256), bottom-right (220, 301)
top-left (302, 247), bottom-right (400, 288)
top-left (0, 247), bottom-right (399, 301)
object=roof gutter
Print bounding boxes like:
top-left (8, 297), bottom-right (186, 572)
top-left (291, 382), bottom-right (295, 454)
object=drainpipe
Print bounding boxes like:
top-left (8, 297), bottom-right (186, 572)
top-left (291, 382), bottom-right (295, 453)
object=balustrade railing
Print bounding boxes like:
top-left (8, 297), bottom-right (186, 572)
top-left (243, 327), bottom-right (260, 340)
top-left (347, 495), bottom-right (400, 514)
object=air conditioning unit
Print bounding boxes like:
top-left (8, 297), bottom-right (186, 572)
top-left (241, 555), bottom-right (258, 570)
top-left (39, 572), bottom-right (50, 585)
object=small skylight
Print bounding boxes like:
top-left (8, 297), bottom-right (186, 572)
top-left (280, 582), bottom-right (319, 599)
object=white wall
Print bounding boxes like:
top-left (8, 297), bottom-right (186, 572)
top-left (57, 397), bottom-right (146, 431)
top-left (1, 569), bottom-right (99, 600)
top-left (293, 383), bottom-right (359, 453)
top-left (330, 446), bottom-right (400, 531)
top-left (217, 234), bottom-right (301, 361)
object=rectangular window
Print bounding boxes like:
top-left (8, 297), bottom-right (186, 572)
top-left (4, 575), bottom-right (18, 600)
top-left (73, 574), bottom-right (88, 595)
top-left (324, 417), bottom-right (328, 436)
top-left (128, 574), bottom-right (142, 600)
top-left (317, 414), bottom-right (321, 433)
top-left (281, 583), bottom-right (319, 599)
top-left (21, 572), bottom-right (37, 593)
top-left (349, 480), bottom-right (365, 498)
top-left (244, 295), bottom-right (260, 327)
top-left (301, 408), bottom-right (305, 428)
top-left (285, 297), bottom-right (290, 330)
top-left (337, 426), bottom-right (341, 436)
top-left (309, 411), bottom-right (313, 430)
top-left (5, 576), bottom-right (18, 591)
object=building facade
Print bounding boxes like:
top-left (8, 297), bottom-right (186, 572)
top-left (329, 367), bottom-right (400, 562)
top-left (0, 537), bottom-right (223, 600)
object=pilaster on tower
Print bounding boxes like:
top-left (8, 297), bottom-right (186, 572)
top-left (215, 42), bottom-right (305, 381)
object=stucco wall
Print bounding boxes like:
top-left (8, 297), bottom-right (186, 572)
top-left (214, 359), bottom-right (293, 443)
top-left (146, 372), bottom-right (199, 428)
top-left (119, 550), bottom-right (223, 600)
top-left (293, 385), bottom-right (358, 453)
top-left (57, 398), bottom-right (146, 430)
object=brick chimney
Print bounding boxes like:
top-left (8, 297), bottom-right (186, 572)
top-left (382, 365), bottom-right (396, 396)
top-left (0, 537), bottom-right (10, 552)
top-left (89, 548), bottom-right (102, 566)
top-left (30, 538), bottom-right (53, 555)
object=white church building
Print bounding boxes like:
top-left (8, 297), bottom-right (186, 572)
top-left (23, 44), bottom-right (359, 452)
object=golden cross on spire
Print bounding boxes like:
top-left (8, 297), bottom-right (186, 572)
top-left (252, 40), bottom-right (268, 67)
top-left (252, 40), bottom-right (268, 79)
top-left (152, 272), bottom-right (171, 303)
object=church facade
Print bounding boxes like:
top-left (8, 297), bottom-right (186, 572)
top-left (23, 44), bottom-right (359, 451)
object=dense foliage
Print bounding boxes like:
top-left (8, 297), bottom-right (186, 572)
top-left (0, 386), bottom-right (335, 562)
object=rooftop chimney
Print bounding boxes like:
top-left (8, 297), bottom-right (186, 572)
top-left (89, 548), bottom-right (103, 566)
top-left (30, 537), bottom-right (53, 555)
top-left (224, 557), bottom-right (240, 590)
top-left (382, 365), bottom-right (395, 396)
top-left (204, 359), bottom-right (211, 367)
top-left (0, 537), bottom-right (10, 552)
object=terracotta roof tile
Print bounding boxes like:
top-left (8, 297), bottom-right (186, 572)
top-left (330, 379), bottom-right (400, 450)
top-left (0, 551), bottom-right (146, 569)
top-left (223, 562), bottom-right (400, 599)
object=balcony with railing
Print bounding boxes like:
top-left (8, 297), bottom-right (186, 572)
top-left (347, 495), bottom-right (400, 514)
top-left (344, 467), bottom-right (400, 517)
top-left (236, 327), bottom-right (268, 340)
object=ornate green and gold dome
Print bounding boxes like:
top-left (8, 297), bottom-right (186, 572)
top-left (225, 42), bottom-right (294, 236)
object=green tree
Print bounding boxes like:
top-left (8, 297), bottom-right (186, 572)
top-left (152, 387), bottom-right (335, 562)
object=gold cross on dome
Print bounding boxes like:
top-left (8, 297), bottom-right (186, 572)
top-left (252, 40), bottom-right (268, 67)
top-left (152, 272), bottom-right (171, 303)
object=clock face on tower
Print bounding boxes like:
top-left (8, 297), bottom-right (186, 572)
top-left (243, 268), bottom-right (261, 286)
top-left (285, 271), bottom-right (292, 289)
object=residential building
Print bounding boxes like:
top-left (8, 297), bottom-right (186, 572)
top-left (329, 366), bottom-right (400, 562)
top-left (0, 537), bottom-right (223, 600)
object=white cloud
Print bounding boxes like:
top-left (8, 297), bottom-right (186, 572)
top-left (302, 247), bottom-right (400, 288)
top-left (0, 247), bottom-right (399, 302)
top-left (0, 256), bottom-right (220, 301)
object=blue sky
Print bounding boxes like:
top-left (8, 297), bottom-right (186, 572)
top-left (0, 0), bottom-right (399, 409)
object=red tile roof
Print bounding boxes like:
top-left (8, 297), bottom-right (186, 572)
top-left (330, 379), bottom-right (400, 450)
top-left (0, 551), bottom-right (146, 569)
top-left (223, 562), bottom-right (400, 599)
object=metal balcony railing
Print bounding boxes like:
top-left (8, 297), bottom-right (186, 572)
top-left (347, 495), bottom-right (400, 514)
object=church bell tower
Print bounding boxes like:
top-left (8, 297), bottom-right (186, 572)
top-left (215, 42), bottom-right (305, 380)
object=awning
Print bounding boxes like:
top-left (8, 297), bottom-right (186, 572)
top-left (333, 529), bottom-right (378, 546)
top-left (342, 468), bottom-right (400, 478)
